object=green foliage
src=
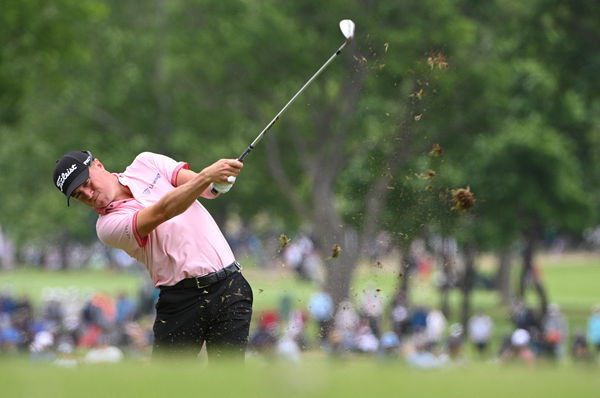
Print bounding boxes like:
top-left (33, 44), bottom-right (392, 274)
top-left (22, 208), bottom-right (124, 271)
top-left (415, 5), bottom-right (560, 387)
top-left (0, 0), bottom-right (599, 259)
top-left (469, 118), bottom-right (592, 247)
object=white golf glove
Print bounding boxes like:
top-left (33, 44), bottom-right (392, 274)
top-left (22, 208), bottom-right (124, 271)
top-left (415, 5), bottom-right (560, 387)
top-left (211, 176), bottom-right (237, 195)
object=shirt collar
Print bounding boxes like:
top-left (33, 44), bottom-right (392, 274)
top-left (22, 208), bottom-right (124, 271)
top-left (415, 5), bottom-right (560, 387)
top-left (94, 198), bottom-right (134, 215)
top-left (94, 173), bottom-right (135, 215)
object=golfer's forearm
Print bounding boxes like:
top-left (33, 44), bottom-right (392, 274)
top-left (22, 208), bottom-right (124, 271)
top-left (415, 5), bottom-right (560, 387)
top-left (137, 173), bottom-right (212, 237)
top-left (176, 168), bottom-right (218, 199)
top-left (154, 171), bottom-right (211, 219)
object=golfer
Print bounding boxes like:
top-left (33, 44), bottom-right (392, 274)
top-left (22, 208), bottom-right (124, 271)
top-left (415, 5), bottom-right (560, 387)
top-left (52, 150), bottom-right (253, 360)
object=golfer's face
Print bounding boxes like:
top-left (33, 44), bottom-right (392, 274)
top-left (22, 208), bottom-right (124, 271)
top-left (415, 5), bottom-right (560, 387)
top-left (71, 163), bottom-right (112, 209)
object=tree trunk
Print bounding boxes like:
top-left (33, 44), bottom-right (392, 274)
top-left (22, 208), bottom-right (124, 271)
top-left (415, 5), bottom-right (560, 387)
top-left (14, 242), bottom-right (25, 266)
top-left (309, 176), bottom-right (360, 305)
top-left (321, 228), bottom-right (360, 306)
top-left (39, 247), bottom-right (49, 269)
top-left (495, 247), bottom-right (513, 305)
top-left (397, 242), bottom-right (413, 307)
top-left (519, 227), bottom-right (549, 318)
top-left (264, 39), bottom-right (416, 309)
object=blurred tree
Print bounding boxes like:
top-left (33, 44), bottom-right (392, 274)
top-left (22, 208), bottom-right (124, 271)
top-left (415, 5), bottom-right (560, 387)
top-left (0, 0), bottom-right (108, 262)
top-left (0, 0), bottom-right (598, 305)
top-left (247, 0), bottom-right (483, 305)
top-left (469, 119), bottom-right (591, 316)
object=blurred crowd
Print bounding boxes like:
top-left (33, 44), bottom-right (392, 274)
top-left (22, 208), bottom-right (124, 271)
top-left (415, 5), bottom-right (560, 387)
top-left (248, 288), bottom-right (600, 368)
top-left (1, 228), bottom-right (599, 367)
top-left (0, 282), bottom-right (157, 365)
top-left (1, 280), bottom-right (600, 367)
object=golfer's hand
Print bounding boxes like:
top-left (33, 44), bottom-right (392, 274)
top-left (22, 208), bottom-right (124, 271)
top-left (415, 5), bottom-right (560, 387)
top-left (212, 176), bottom-right (236, 194)
top-left (206, 159), bottom-right (242, 195)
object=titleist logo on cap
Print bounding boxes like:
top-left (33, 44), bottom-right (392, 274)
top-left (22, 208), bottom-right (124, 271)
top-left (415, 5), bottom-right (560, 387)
top-left (56, 164), bottom-right (78, 190)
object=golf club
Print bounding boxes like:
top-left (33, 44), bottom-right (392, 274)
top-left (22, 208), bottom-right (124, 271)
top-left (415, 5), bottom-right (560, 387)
top-left (212, 19), bottom-right (356, 194)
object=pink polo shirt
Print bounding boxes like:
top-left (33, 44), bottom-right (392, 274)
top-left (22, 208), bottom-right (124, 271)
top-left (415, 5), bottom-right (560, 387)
top-left (96, 152), bottom-right (235, 287)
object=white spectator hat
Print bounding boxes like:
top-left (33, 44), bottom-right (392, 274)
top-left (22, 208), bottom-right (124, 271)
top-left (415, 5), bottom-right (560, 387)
top-left (30, 331), bottom-right (54, 353)
top-left (511, 328), bottom-right (530, 347)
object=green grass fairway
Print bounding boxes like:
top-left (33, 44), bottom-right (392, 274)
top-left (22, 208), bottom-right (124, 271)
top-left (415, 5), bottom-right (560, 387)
top-left (0, 252), bottom-right (599, 397)
top-left (1, 357), bottom-right (598, 398)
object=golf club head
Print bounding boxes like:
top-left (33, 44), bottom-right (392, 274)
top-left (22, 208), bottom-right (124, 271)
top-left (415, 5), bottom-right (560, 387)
top-left (339, 19), bottom-right (355, 41)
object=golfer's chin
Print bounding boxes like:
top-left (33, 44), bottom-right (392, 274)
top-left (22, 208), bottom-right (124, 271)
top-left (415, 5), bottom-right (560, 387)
top-left (93, 196), bottom-right (110, 210)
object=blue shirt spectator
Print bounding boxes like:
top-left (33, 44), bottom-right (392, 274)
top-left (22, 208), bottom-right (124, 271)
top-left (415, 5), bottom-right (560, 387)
top-left (586, 305), bottom-right (600, 349)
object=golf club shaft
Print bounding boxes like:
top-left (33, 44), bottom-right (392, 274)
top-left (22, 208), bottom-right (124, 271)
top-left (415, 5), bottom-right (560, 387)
top-left (237, 40), bottom-right (350, 162)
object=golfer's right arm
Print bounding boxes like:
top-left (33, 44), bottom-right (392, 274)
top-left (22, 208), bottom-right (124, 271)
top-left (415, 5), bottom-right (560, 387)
top-left (135, 159), bottom-right (242, 238)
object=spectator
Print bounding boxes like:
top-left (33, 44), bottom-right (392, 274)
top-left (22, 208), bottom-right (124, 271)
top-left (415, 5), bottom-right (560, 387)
top-left (390, 294), bottom-right (410, 338)
top-left (282, 234), bottom-right (315, 282)
top-left (249, 310), bottom-right (279, 356)
top-left (571, 331), bottom-right (593, 363)
top-left (379, 331), bottom-right (401, 359)
top-left (11, 296), bottom-right (34, 351)
top-left (308, 287), bottom-right (334, 344)
top-left (501, 329), bottom-right (535, 366)
top-left (586, 305), bottom-right (600, 352)
top-left (403, 340), bottom-right (449, 369)
top-left (81, 292), bottom-right (115, 333)
top-left (0, 314), bottom-right (22, 354)
top-left (122, 321), bottom-right (153, 357)
top-left (83, 334), bottom-right (124, 364)
top-left (332, 300), bottom-right (359, 352)
top-left (115, 292), bottom-right (136, 325)
top-left (511, 301), bottom-right (540, 334)
top-left (409, 306), bottom-right (428, 334)
top-left (276, 309), bottom-right (306, 364)
top-left (446, 323), bottom-right (465, 361)
top-left (78, 324), bottom-right (103, 349)
top-left (276, 331), bottom-right (301, 363)
top-left (136, 279), bottom-right (159, 319)
top-left (468, 312), bottom-right (493, 356)
top-left (360, 283), bottom-right (385, 338)
top-left (541, 303), bottom-right (568, 359)
top-left (353, 317), bottom-right (379, 354)
top-left (278, 292), bottom-right (293, 324)
top-left (302, 249), bottom-right (325, 285)
top-left (29, 330), bottom-right (55, 362)
top-left (0, 286), bottom-right (17, 315)
top-left (41, 296), bottom-right (65, 332)
top-left (285, 309), bottom-right (309, 350)
top-left (424, 308), bottom-right (446, 348)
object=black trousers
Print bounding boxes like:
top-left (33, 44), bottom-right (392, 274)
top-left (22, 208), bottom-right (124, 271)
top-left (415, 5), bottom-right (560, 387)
top-left (152, 271), bottom-right (253, 360)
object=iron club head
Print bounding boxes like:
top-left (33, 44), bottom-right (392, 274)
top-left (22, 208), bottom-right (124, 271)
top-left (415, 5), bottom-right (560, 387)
top-left (339, 19), bottom-right (355, 41)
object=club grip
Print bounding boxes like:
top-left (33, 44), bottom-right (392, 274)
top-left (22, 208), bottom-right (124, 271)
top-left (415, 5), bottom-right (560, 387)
top-left (238, 145), bottom-right (254, 162)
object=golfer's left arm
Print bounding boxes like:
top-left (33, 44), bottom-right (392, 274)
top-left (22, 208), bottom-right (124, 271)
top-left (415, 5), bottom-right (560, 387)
top-left (135, 159), bottom-right (242, 238)
top-left (177, 168), bottom-right (221, 198)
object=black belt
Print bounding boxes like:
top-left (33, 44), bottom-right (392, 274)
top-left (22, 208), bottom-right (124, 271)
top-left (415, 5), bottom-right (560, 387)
top-left (159, 261), bottom-right (243, 290)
